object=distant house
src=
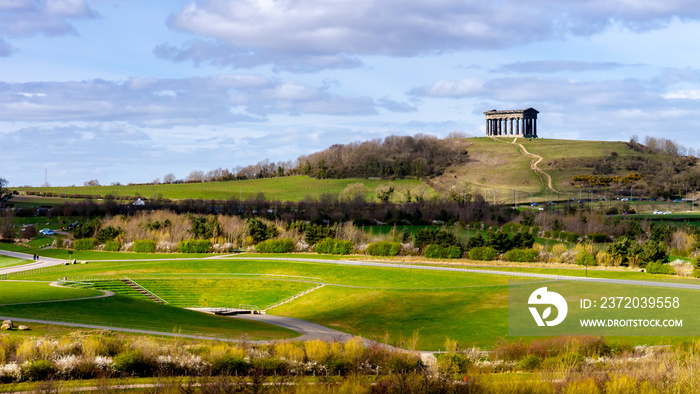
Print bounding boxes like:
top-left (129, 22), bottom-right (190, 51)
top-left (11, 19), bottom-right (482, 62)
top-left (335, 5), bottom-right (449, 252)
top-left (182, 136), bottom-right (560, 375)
top-left (133, 198), bottom-right (146, 206)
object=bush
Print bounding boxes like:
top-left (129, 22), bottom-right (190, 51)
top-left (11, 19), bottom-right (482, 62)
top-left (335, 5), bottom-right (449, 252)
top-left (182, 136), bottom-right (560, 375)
top-left (587, 233), bottom-right (610, 243)
top-left (517, 355), bottom-right (542, 371)
top-left (23, 360), bottom-right (55, 381)
top-left (692, 268), bottom-right (700, 278)
top-left (73, 238), bottom-right (96, 251)
top-left (104, 240), bottom-right (121, 252)
top-left (503, 248), bottom-right (539, 262)
top-left (255, 238), bottom-right (295, 253)
top-left (436, 353), bottom-right (472, 376)
top-left (576, 251), bottom-right (596, 266)
top-left (646, 262), bottom-right (675, 275)
top-left (113, 350), bottom-right (152, 377)
top-left (133, 239), bottom-right (156, 253)
top-left (423, 244), bottom-right (463, 259)
top-left (211, 355), bottom-right (250, 376)
top-left (468, 246), bottom-right (498, 261)
top-left (178, 239), bottom-right (212, 253)
top-left (315, 238), bottom-right (354, 255)
top-left (567, 233), bottom-right (580, 243)
top-left (366, 241), bottom-right (402, 256)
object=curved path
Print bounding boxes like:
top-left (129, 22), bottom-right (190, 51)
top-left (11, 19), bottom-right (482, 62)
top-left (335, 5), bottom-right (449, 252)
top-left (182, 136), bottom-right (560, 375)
top-left (0, 250), bottom-right (66, 275)
top-left (490, 136), bottom-right (559, 194)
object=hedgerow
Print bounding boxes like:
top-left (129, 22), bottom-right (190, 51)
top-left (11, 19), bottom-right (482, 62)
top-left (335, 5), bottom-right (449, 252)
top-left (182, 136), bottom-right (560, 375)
top-left (315, 238), bottom-right (354, 255)
top-left (366, 241), bottom-right (401, 256)
top-left (254, 238), bottom-right (295, 253)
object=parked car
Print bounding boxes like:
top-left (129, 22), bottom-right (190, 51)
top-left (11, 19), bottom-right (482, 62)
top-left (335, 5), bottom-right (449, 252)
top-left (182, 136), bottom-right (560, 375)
top-left (39, 228), bottom-right (55, 235)
top-left (664, 211), bottom-right (672, 214)
top-left (653, 210), bottom-right (663, 215)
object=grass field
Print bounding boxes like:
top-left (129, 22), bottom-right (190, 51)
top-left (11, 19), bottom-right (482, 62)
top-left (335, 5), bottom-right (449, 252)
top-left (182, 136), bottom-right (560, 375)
top-left (14, 175), bottom-right (433, 202)
top-left (127, 278), bottom-right (317, 308)
top-left (10, 255), bottom-right (700, 349)
top-left (0, 281), bottom-right (103, 304)
top-left (0, 295), bottom-right (298, 340)
top-left (0, 256), bottom-right (28, 269)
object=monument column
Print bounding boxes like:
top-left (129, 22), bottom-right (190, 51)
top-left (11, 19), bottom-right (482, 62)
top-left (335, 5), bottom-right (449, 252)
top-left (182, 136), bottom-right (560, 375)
top-left (534, 119), bottom-right (537, 137)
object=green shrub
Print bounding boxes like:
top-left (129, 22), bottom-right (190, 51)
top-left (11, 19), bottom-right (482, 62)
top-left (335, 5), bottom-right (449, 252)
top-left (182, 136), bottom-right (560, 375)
top-left (366, 241), bottom-right (402, 256)
top-left (104, 240), bottom-right (121, 252)
top-left (211, 356), bottom-right (250, 376)
top-left (436, 353), bottom-right (472, 376)
top-left (503, 248), bottom-right (539, 262)
top-left (255, 238), bottom-right (295, 253)
top-left (576, 251), bottom-right (596, 266)
top-left (468, 246), bottom-right (498, 261)
top-left (517, 355), bottom-right (542, 371)
top-left (177, 239), bottom-right (212, 253)
top-left (113, 350), bottom-right (152, 377)
top-left (73, 238), bottom-right (96, 251)
top-left (567, 233), bottom-right (580, 243)
top-left (692, 269), bottom-right (700, 278)
top-left (133, 239), bottom-right (156, 253)
top-left (23, 360), bottom-right (55, 381)
top-left (646, 262), bottom-right (675, 275)
top-left (587, 233), bottom-right (610, 243)
top-left (315, 238), bottom-right (354, 255)
top-left (423, 244), bottom-right (463, 259)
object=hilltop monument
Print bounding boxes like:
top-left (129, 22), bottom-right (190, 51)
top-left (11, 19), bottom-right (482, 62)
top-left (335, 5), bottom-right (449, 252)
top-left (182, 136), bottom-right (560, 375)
top-left (484, 108), bottom-right (539, 137)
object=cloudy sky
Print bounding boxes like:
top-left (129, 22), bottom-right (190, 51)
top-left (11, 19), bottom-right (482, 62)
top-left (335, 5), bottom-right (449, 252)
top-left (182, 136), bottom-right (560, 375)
top-left (3, 0), bottom-right (700, 186)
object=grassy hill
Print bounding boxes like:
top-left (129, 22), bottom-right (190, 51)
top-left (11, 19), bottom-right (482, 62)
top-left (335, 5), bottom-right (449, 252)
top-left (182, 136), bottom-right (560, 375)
top-left (14, 176), bottom-right (432, 203)
top-left (434, 137), bottom-right (675, 202)
top-left (12, 137), bottom-right (684, 204)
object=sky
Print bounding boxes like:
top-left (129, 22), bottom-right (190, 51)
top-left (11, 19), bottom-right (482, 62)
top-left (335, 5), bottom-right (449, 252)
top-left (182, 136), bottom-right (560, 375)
top-left (3, 0), bottom-right (700, 186)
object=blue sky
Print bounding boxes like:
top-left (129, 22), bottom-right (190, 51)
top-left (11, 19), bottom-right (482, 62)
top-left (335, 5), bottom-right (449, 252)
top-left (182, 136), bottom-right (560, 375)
top-left (2, 0), bottom-right (700, 186)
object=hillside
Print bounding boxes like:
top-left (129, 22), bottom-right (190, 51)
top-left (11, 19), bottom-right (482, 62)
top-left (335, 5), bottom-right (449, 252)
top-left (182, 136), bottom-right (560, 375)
top-left (11, 137), bottom-right (696, 204)
top-left (14, 176), bottom-right (433, 203)
top-left (432, 137), bottom-right (697, 203)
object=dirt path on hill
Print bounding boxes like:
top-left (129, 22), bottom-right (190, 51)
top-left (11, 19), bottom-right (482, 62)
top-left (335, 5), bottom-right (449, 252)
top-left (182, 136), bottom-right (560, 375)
top-left (491, 136), bottom-right (559, 194)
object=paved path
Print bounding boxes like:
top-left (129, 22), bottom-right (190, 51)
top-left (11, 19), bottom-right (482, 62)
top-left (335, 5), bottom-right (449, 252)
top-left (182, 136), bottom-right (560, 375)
top-left (0, 250), bottom-right (66, 275)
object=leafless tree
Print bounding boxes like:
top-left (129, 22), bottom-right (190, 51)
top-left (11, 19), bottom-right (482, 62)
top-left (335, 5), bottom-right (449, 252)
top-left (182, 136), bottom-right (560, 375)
top-left (163, 173), bottom-right (176, 184)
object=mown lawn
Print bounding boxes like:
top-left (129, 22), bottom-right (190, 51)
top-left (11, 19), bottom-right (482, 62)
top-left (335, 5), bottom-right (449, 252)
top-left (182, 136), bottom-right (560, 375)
top-left (132, 278), bottom-right (316, 308)
top-left (272, 285), bottom-right (510, 350)
top-left (0, 281), bottom-right (102, 304)
top-left (0, 295), bottom-right (298, 340)
top-left (0, 256), bottom-right (29, 269)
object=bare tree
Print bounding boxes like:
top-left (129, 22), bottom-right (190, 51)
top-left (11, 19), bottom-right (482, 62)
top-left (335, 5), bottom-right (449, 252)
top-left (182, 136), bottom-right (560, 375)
top-left (163, 173), bottom-right (176, 184)
top-left (0, 177), bottom-right (8, 196)
top-left (84, 179), bottom-right (100, 187)
top-left (186, 170), bottom-right (205, 183)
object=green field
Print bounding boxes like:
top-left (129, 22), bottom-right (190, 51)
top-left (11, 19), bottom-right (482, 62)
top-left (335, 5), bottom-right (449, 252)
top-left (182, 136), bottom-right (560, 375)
top-left (0, 294), bottom-right (297, 340)
top-left (0, 256), bottom-right (28, 269)
top-left (0, 281), bottom-right (103, 304)
top-left (14, 175), bottom-right (433, 202)
top-left (9, 255), bottom-right (700, 349)
top-left (125, 278), bottom-right (317, 308)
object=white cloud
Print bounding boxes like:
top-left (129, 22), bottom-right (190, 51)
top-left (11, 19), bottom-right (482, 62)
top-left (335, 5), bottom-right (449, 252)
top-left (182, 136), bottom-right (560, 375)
top-left (156, 0), bottom-right (700, 71)
top-left (664, 89), bottom-right (700, 99)
top-left (0, 74), bottom-right (378, 126)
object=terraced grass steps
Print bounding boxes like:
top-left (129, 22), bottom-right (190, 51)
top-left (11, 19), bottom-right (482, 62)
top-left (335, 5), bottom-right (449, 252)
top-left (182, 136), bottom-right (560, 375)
top-left (264, 283), bottom-right (326, 312)
top-left (120, 278), bottom-right (168, 304)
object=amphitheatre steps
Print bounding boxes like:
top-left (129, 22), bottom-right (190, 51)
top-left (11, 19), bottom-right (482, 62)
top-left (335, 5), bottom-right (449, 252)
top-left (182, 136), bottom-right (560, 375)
top-left (263, 283), bottom-right (326, 312)
top-left (120, 278), bottom-right (167, 304)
